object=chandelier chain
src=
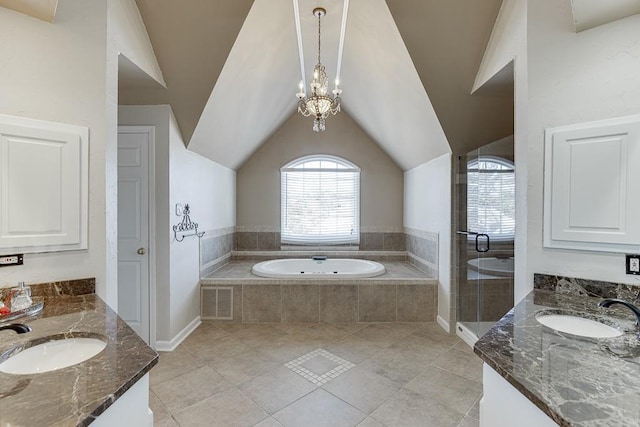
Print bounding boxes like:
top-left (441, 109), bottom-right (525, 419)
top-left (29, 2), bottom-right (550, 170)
top-left (317, 11), bottom-right (321, 65)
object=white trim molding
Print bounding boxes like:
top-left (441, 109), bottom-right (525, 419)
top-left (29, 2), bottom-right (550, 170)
top-left (155, 317), bottom-right (201, 352)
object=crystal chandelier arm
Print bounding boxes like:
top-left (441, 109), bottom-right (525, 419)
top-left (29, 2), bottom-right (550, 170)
top-left (298, 98), bottom-right (311, 116)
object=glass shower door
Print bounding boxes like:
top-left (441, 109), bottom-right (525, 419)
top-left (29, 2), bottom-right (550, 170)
top-left (456, 146), bottom-right (487, 340)
top-left (456, 137), bottom-right (515, 343)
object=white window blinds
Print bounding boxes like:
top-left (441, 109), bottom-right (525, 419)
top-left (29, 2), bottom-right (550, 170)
top-left (281, 155), bottom-right (360, 245)
top-left (467, 156), bottom-right (515, 239)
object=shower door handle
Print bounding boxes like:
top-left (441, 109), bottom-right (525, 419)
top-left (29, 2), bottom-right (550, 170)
top-left (457, 230), bottom-right (490, 252)
top-left (475, 234), bottom-right (490, 253)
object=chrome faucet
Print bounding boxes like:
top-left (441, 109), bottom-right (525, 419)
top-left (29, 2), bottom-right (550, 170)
top-left (598, 299), bottom-right (640, 326)
top-left (0, 323), bottom-right (31, 334)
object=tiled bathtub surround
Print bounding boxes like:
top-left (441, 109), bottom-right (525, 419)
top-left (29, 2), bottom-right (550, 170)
top-left (231, 250), bottom-right (409, 262)
top-left (236, 231), bottom-right (282, 251)
top-left (234, 227), bottom-right (406, 251)
top-left (200, 227), bottom-right (236, 277)
top-left (202, 261), bottom-right (437, 323)
top-left (359, 232), bottom-right (406, 251)
top-left (404, 227), bottom-right (439, 277)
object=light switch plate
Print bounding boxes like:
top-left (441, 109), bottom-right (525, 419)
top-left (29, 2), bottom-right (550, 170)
top-left (175, 203), bottom-right (184, 216)
top-left (626, 254), bottom-right (640, 275)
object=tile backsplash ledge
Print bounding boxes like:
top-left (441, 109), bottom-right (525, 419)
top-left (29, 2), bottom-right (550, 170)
top-left (534, 273), bottom-right (640, 300)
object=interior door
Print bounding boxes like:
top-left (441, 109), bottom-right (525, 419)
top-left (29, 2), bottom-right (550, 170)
top-left (117, 127), bottom-right (151, 343)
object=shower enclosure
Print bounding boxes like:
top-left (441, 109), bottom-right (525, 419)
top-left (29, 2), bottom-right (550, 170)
top-left (455, 136), bottom-right (515, 345)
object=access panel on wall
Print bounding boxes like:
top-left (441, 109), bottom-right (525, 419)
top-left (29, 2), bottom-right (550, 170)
top-left (544, 114), bottom-right (640, 253)
top-left (0, 114), bottom-right (89, 254)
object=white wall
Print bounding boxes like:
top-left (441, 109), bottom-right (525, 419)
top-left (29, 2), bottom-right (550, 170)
top-left (168, 111), bottom-right (235, 340)
top-left (108, 0), bottom-right (165, 87)
top-left (472, 0), bottom-right (526, 92)
top-left (525, 1), bottom-right (640, 296)
top-left (404, 153), bottom-right (452, 328)
top-left (0, 1), bottom-right (115, 304)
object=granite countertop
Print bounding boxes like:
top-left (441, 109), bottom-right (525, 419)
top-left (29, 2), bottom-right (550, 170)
top-left (474, 289), bottom-right (640, 427)
top-left (0, 294), bottom-right (158, 426)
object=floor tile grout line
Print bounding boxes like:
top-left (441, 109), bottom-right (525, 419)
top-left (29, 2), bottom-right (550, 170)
top-left (428, 363), bottom-right (483, 386)
top-left (152, 321), bottom-right (476, 427)
top-left (319, 386), bottom-right (371, 418)
top-left (466, 395), bottom-right (483, 420)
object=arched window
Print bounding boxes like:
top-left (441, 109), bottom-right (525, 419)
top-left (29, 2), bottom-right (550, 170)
top-left (281, 155), bottom-right (360, 245)
top-left (467, 156), bottom-right (515, 239)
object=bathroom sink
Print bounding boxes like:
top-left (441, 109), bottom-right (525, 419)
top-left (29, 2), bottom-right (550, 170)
top-left (535, 312), bottom-right (623, 339)
top-left (0, 336), bottom-right (106, 375)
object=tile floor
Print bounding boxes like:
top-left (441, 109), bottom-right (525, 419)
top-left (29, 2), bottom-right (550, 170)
top-left (150, 322), bottom-right (483, 427)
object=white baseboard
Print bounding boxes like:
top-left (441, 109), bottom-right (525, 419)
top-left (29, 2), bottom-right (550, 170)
top-left (436, 315), bottom-right (450, 333)
top-left (155, 316), bottom-right (201, 352)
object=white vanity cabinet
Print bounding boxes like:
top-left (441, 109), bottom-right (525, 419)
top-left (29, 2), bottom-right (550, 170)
top-left (480, 364), bottom-right (558, 427)
top-left (544, 114), bottom-right (640, 253)
top-left (92, 374), bottom-right (153, 427)
top-left (0, 114), bottom-right (88, 254)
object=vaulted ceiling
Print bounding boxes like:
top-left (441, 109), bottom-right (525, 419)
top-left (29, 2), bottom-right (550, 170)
top-left (4, 0), bottom-right (639, 168)
top-left (129, 0), bottom-right (512, 170)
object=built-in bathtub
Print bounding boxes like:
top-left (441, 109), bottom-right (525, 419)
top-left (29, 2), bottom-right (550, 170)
top-left (467, 257), bottom-right (514, 277)
top-left (201, 255), bottom-right (437, 323)
top-left (251, 258), bottom-right (386, 279)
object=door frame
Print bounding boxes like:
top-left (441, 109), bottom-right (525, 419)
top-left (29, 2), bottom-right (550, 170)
top-left (117, 125), bottom-right (156, 348)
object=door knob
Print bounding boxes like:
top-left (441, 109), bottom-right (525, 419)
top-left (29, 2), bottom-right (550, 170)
top-left (137, 247), bottom-right (146, 255)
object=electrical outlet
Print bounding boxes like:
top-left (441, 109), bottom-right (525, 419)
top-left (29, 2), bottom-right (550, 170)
top-left (0, 254), bottom-right (23, 267)
top-left (626, 254), bottom-right (640, 275)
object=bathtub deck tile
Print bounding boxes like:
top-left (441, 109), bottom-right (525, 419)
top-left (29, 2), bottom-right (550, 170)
top-left (203, 261), bottom-right (434, 282)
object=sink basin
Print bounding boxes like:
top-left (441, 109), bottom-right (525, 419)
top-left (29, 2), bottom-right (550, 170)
top-left (536, 312), bottom-right (623, 338)
top-left (0, 337), bottom-right (106, 375)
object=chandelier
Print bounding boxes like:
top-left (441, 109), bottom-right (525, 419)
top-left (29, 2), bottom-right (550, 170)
top-left (296, 7), bottom-right (342, 132)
